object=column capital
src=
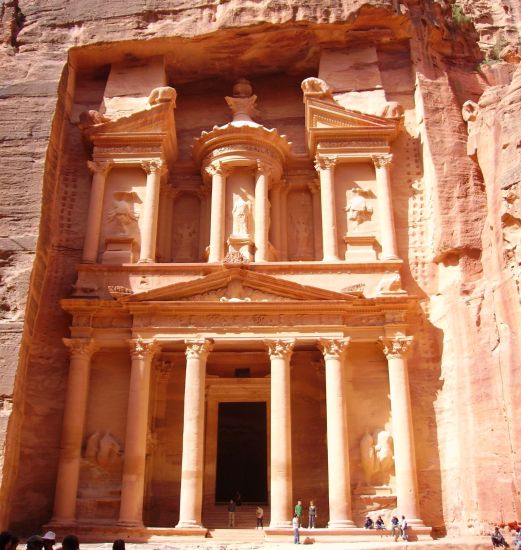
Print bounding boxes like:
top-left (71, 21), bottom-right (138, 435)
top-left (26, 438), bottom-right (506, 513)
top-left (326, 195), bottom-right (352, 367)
top-left (141, 159), bottom-right (167, 176)
top-left (319, 338), bottom-right (350, 359)
top-left (314, 155), bottom-right (337, 172)
top-left (205, 161), bottom-right (231, 178)
top-left (184, 338), bottom-right (213, 360)
top-left (87, 160), bottom-right (111, 176)
top-left (63, 338), bottom-right (98, 358)
top-left (256, 160), bottom-right (274, 178)
top-left (372, 153), bottom-right (393, 169)
top-left (379, 336), bottom-right (413, 359)
top-left (265, 338), bottom-right (295, 360)
top-left (128, 338), bottom-right (160, 360)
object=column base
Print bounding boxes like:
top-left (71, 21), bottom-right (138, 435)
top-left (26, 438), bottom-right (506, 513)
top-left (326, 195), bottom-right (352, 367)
top-left (137, 258), bottom-right (155, 264)
top-left (48, 517), bottom-right (77, 527)
top-left (175, 520), bottom-right (205, 529)
top-left (406, 518), bottom-right (426, 527)
top-left (322, 256), bottom-right (342, 262)
top-left (328, 520), bottom-right (357, 529)
top-left (269, 520), bottom-right (292, 529)
top-left (380, 254), bottom-right (400, 261)
top-left (117, 520), bottom-right (144, 528)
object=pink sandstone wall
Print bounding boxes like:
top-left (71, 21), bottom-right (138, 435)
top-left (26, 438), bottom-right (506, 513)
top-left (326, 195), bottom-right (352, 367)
top-left (0, 0), bottom-right (520, 536)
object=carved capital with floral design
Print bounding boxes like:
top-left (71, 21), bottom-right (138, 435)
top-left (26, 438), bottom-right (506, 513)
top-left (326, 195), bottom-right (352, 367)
top-left (205, 161), bottom-right (231, 179)
top-left (319, 338), bottom-right (350, 359)
top-left (265, 338), bottom-right (295, 360)
top-left (63, 338), bottom-right (98, 358)
top-left (87, 160), bottom-right (112, 176)
top-left (141, 159), bottom-right (167, 176)
top-left (379, 336), bottom-right (413, 359)
top-left (256, 160), bottom-right (274, 179)
top-left (128, 338), bottom-right (160, 360)
top-left (372, 154), bottom-right (393, 170)
top-left (314, 155), bottom-right (337, 173)
top-left (184, 338), bottom-right (213, 360)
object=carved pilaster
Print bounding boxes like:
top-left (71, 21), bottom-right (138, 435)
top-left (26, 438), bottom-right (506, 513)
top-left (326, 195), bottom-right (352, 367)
top-left (265, 339), bottom-right (295, 360)
top-left (128, 338), bottom-right (160, 361)
top-left (319, 338), bottom-right (350, 359)
top-left (184, 338), bottom-right (213, 360)
top-left (379, 336), bottom-right (413, 359)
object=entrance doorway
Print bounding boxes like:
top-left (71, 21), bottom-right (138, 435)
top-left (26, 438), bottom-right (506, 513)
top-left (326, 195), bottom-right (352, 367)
top-left (215, 402), bottom-right (268, 503)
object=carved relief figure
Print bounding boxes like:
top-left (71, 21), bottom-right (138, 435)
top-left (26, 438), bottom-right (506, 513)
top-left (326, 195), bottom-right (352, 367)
top-left (293, 215), bottom-right (313, 258)
top-left (360, 431), bottom-right (377, 484)
top-left (359, 429), bottom-right (395, 486)
top-left (84, 432), bottom-right (122, 468)
top-left (174, 222), bottom-right (196, 261)
top-left (232, 193), bottom-right (252, 237)
top-left (107, 191), bottom-right (140, 237)
top-left (346, 188), bottom-right (373, 229)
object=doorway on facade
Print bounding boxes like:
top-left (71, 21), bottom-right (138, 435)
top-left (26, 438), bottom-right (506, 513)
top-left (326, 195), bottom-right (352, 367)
top-left (215, 401), bottom-right (268, 503)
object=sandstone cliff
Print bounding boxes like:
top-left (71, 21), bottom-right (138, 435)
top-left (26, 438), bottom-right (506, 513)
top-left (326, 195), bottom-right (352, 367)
top-left (0, 0), bottom-right (520, 536)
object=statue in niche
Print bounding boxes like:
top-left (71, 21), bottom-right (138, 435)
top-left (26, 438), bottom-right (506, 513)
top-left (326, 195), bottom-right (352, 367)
top-left (175, 222), bottom-right (196, 261)
top-left (359, 428), bottom-right (395, 486)
top-left (232, 192), bottom-right (252, 237)
top-left (292, 214), bottom-right (313, 258)
top-left (107, 191), bottom-right (140, 237)
top-left (84, 431), bottom-right (122, 468)
top-left (346, 188), bottom-right (373, 229)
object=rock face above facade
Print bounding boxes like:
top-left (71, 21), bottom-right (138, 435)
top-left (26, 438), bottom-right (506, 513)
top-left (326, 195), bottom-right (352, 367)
top-left (0, 0), bottom-right (520, 539)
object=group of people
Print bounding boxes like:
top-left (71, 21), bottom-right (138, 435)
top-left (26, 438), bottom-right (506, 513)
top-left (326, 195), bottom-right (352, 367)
top-left (364, 514), bottom-right (410, 541)
top-left (292, 500), bottom-right (317, 544)
top-left (0, 531), bottom-right (126, 550)
top-left (226, 498), bottom-right (265, 529)
top-left (491, 525), bottom-right (521, 549)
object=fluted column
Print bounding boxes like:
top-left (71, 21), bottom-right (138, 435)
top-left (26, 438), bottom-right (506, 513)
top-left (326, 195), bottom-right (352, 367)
top-left (308, 179), bottom-right (322, 260)
top-left (139, 160), bottom-right (166, 263)
top-left (270, 183), bottom-right (282, 257)
top-left (52, 338), bottom-right (98, 524)
top-left (118, 338), bottom-right (159, 526)
top-left (207, 162), bottom-right (228, 263)
top-left (380, 336), bottom-right (423, 525)
top-left (319, 338), bottom-right (356, 528)
top-left (372, 154), bottom-right (399, 260)
top-left (255, 162), bottom-right (271, 262)
top-left (266, 339), bottom-right (295, 528)
top-left (176, 338), bottom-right (213, 529)
top-left (83, 161), bottom-right (111, 263)
top-left (314, 156), bottom-right (340, 261)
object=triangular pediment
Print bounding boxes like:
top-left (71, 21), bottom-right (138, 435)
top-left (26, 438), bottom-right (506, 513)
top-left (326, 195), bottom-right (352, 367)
top-left (121, 267), bottom-right (356, 303)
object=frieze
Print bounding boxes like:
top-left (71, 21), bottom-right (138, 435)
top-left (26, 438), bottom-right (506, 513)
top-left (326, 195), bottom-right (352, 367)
top-left (345, 314), bottom-right (385, 326)
top-left (95, 146), bottom-right (161, 155)
top-left (319, 140), bottom-right (387, 148)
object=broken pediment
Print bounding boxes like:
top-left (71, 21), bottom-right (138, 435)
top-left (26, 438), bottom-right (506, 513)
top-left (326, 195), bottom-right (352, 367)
top-left (120, 267), bottom-right (358, 304)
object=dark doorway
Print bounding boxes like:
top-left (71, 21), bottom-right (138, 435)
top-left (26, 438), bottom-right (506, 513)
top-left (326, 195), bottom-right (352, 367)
top-left (215, 402), bottom-right (268, 503)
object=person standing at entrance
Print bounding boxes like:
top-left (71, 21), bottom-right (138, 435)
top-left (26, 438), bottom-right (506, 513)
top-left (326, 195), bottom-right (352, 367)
top-left (292, 514), bottom-right (300, 544)
top-left (308, 500), bottom-right (317, 529)
top-left (256, 506), bottom-right (264, 529)
top-left (228, 499), bottom-right (236, 528)
top-left (294, 500), bottom-right (303, 527)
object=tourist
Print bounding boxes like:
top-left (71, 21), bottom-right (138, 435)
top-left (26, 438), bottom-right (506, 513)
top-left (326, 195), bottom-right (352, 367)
top-left (400, 515), bottom-right (409, 541)
top-left (25, 536), bottom-right (44, 550)
top-left (294, 500), bottom-right (303, 527)
top-left (42, 532), bottom-right (56, 550)
top-left (292, 514), bottom-right (300, 544)
top-left (112, 540), bottom-right (125, 550)
top-left (390, 515), bottom-right (400, 541)
top-left (234, 490), bottom-right (242, 506)
top-left (491, 526), bottom-right (509, 548)
top-left (308, 500), bottom-right (317, 529)
top-left (256, 506), bottom-right (264, 529)
top-left (0, 532), bottom-right (18, 550)
top-left (364, 516), bottom-right (374, 529)
top-left (61, 535), bottom-right (79, 550)
top-left (513, 527), bottom-right (521, 550)
top-left (227, 499), bottom-right (236, 528)
top-left (375, 516), bottom-right (385, 530)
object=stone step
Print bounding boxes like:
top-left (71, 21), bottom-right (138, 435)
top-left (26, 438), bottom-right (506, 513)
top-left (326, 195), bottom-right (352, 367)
top-left (206, 528), bottom-right (266, 543)
top-left (203, 504), bottom-right (270, 529)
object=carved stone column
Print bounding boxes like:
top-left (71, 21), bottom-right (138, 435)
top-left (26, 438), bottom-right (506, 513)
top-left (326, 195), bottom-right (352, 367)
top-left (319, 338), bottom-right (356, 528)
top-left (270, 182), bottom-right (282, 257)
top-left (139, 160), bottom-right (166, 263)
top-left (118, 338), bottom-right (159, 526)
top-left (255, 162), bottom-right (271, 262)
top-left (372, 154), bottom-right (399, 260)
top-left (266, 339), bottom-right (295, 528)
top-left (309, 179), bottom-right (322, 260)
top-left (197, 186), bottom-right (210, 260)
top-left (315, 156), bottom-right (340, 261)
top-left (380, 336), bottom-right (423, 525)
top-left (83, 161), bottom-right (111, 263)
top-left (280, 180), bottom-right (288, 261)
top-left (52, 338), bottom-right (98, 524)
top-left (176, 338), bottom-right (213, 529)
top-left (207, 162), bottom-right (228, 263)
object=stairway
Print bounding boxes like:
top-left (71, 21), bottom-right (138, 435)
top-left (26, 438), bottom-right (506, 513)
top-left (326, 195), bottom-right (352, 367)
top-left (206, 528), bottom-right (266, 544)
top-left (203, 503), bottom-right (270, 530)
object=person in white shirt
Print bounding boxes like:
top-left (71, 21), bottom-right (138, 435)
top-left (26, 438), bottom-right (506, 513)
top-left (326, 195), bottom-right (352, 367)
top-left (292, 514), bottom-right (300, 544)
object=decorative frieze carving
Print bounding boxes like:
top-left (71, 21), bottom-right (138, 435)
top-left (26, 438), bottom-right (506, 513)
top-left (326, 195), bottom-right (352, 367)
top-left (184, 338), bottom-right (213, 360)
top-left (128, 338), bottom-right (159, 360)
top-left (265, 338), bottom-right (295, 359)
top-left (319, 338), bottom-right (350, 359)
top-left (379, 336), bottom-right (414, 359)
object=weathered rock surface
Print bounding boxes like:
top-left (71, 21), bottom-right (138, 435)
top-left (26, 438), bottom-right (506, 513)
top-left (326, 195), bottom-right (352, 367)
top-left (0, 0), bottom-right (521, 538)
